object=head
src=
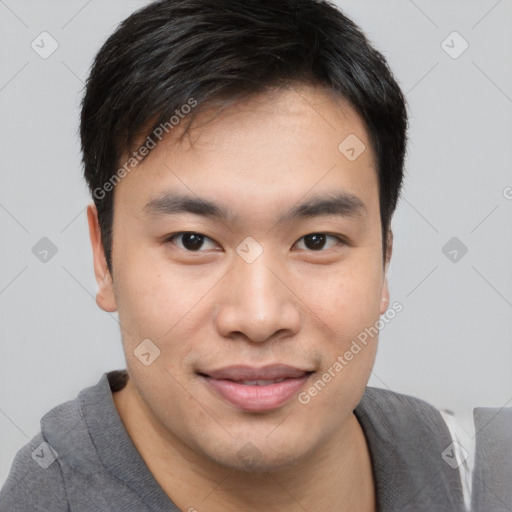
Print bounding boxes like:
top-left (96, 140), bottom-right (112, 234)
top-left (82, 0), bottom-right (407, 472)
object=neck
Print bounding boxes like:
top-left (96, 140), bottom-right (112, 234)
top-left (113, 378), bottom-right (376, 512)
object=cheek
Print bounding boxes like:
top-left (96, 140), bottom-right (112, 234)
top-left (113, 248), bottom-right (222, 357)
top-left (113, 251), bottom-right (186, 342)
top-left (296, 265), bottom-right (382, 417)
top-left (302, 255), bottom-right (384, 333)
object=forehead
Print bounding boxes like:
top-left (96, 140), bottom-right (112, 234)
top-left (113, 84), bottom-right (378, 223)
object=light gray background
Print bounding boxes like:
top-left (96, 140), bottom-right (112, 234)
top-left (1, 0), bottom-right (511, 487)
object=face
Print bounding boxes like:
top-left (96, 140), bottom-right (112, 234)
top-left (88, 84), bottom-right (391, 472)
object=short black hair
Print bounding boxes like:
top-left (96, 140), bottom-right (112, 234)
top-left (81, 0), bottom-right (407, 276)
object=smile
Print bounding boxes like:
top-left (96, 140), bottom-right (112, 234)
top-left (199, 364), bottom-right (313, 411)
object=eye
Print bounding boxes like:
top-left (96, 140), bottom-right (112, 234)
top-left (167, 232), bottom-right (219, 252)
top-left (294, 233), bottom-right (343, 251)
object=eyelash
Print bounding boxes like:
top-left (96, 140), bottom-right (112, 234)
top-left (165, 232), bottom-right (347, 252)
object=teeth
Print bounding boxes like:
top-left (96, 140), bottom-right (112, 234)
top-left (239, 378), bottom-right (286, 386)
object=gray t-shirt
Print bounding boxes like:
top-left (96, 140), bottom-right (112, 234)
top-left (0, 370), bottom-right (471, 511)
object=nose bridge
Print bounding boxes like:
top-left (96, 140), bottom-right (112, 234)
top-left (215, 247), bottom-right (301, 342)
top-left (238, 252), bottom-right (278, 307)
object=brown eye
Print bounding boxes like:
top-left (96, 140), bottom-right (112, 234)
top-left (168, 232), bottom-right (217, 251)
top-left (304, 234), bottom-right (326, 250)
top-left (295, 233), bottom-right (341, 251)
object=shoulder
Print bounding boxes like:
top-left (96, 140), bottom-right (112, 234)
top-left (0, 432), bottom-right (69, 512)
top-left (359, 385), bottom-right (441, 412)
top-left (0, 373), bottom-right (113, 512)
top-left (355, 386), bottom-right (468, 511)
top-left (356, 385), bottom-right (450, 439)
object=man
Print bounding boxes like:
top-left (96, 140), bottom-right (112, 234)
top-left (1, 0), bottom-right (500, 510)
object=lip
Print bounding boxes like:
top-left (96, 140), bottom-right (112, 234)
top-left (202, 364), bottom-right (311, 381)
top-left (199, 364), bottom-right (313, 411)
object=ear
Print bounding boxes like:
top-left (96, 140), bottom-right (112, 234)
top-left (380, 230), bottom-right (393, 315)
top-left (87, 203), bottom-right (117, 312)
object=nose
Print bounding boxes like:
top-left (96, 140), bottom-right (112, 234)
top-left (214, 251), bottom-right (302, 343)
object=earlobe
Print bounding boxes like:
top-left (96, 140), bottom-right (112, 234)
top-left (86, 203), bottom-right (117, 313)
top-left (380, 278), bottom-right (390, 315)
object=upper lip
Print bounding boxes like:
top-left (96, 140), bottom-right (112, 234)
top-left (200, 364), bottom-right (312, 381)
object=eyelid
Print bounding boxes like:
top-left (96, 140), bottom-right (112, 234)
top-left (166, 232), bottom-right (220, 251)
top-left (293, 233), bottom-right (347, 251)
top-left (165, 231), bottom-right (347, 253)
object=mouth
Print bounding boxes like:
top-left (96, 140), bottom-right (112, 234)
top-left (198, 364), bottom-right (314, 412)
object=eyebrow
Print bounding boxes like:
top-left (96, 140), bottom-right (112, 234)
top-left (141, 191), bottom-right (367, 223)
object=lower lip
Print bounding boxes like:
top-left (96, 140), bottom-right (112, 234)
top-left (203, 375), bottom-right (311, 411)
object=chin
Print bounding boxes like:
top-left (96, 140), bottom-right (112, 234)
top-left (212, 450), bottom-right (306, 474)
top-left (199, 433), bottom-right (318, 474)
